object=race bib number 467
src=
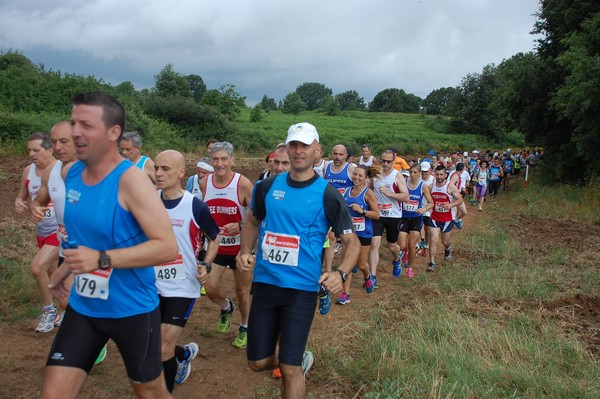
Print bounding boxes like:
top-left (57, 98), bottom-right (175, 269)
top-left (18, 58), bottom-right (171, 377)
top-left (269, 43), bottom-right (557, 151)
top-left (261, 231), bottom-right (300, 266)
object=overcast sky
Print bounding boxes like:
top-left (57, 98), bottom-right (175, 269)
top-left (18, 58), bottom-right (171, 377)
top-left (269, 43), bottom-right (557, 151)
top-left (0, 0), bottom-right (540, 105)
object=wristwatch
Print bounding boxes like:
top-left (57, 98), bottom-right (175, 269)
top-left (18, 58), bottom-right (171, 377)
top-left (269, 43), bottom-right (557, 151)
top-left (336, 269), bottom-right (348, 282)
top-left (98, 250), bottom-right (111, 270)
top-left (362, 208), bottom-right (367, 216)
top-left (198, 261), bottom-right (212, 273)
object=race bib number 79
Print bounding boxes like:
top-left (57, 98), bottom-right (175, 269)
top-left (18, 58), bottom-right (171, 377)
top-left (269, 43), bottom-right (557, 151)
top-left (261, 231), bottom-right (300, 266)
top-left (75, 269), bottom-right (112, 300)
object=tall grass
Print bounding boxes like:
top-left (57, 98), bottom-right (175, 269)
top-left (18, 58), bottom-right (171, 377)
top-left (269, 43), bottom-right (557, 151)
top-left (307, 172), bottom-right (600, 398)
top-left (236, 109), bottom-right (508, 156)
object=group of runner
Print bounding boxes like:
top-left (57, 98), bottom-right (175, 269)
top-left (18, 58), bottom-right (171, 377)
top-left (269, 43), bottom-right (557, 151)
top-left (14, 90), bottom-right (528, 399)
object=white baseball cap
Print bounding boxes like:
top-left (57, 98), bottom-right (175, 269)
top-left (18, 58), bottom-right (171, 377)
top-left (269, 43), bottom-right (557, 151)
top-left (420, 161), bottom-right (431, 171)
top-left (463, 151), bottom-right (468, 157)
top-left (285, 122), bottom-right (320, 145)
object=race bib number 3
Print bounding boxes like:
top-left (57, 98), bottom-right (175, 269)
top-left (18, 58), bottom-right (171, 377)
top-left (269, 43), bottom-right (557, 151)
top-left (261, 231), bottom-right (300, 266)
top-left (75, 269), bottom-right (112, 300)
top-left (155, 254), bottom-right (185, 281)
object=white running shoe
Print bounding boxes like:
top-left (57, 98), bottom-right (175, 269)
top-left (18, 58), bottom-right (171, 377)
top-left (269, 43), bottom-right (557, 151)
top-left (36, 309), bottom-right (57, 333)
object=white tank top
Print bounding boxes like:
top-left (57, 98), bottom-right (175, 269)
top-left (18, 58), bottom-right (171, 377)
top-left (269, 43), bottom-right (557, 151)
top-left (422, 175), bottom-right (435, 217)
top-left (48, 161), bottom-right (68, 254)
top-left (204, 173), bottom-right (247, 256)
top-left (313, 159), bottom-right (325, 177)
top-left (358, 155), bottom-right (374, 166)
top-left (155, 191), bottom-right (202, 298)
top-left (27, 163), bottom-right (57, 237)
top-left (373, 169), bottom-right (402, 218)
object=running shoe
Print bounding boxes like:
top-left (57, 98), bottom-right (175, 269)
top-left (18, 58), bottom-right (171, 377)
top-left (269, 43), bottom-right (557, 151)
top-left (352, 265), bottom-right (359, 273)
top-left (54, 311), bottom-right (64, 327)
top-left (401, 251), bottom-right (408, 267)
top-left (456, 219), bottom-right (463, 229)
top-left (392, 259), bottom-right (402, 278)
top-left (335, 292), bottom-right (350, 305)
top-left (302, 351), bottom-right (314, 379)
top-left (419, 240), bottom-right (426, 249)
top-left (232, 326), bottom-right (248, 349)
top-left (478, 204), bottom-right (483, 211)
top-left (407, 267), bottom-right (414, 278)
top-left (422, 245), bottom-right (429, 258)
top-left (35, 309), bottom-right (57, 333)
top-left (200, 285), bottom-right (207, 296)
top-left (363, 276), bottom-right (375, 293)
top-left (217, 299), bottom-right (236, 333)
top-left (318, 291), bottom-right (331, 315)
top-left (426, 262), bottom-right (436, 272)
top-left (444, 246), bottom-right (452, 261)
top-left (175, 342), bottom-right (199, 384)
top-left (272, 367), bottom-right (282, 379)
top-left (372, 275), bottom-right (379, 289)
top-left (333, 240), bottom-right (342, 255)
top-left (94, 345), bottom-right (107, 366)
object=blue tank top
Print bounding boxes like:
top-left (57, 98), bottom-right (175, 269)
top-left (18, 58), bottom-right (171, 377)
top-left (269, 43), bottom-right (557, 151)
top-left (65, 160), bottom-right (158, 318)
top-left (489, 165), bottom-right (502, 181)
top-left (324, 162), bottom-right (353, 193)
top-left (468, 158), bottom-right (478, 173)
top-left (502, 158), bottom-right (513, 171)
top-left (343, 187), bottom-right (372, 239)
top-left (135, 155), bottom-right (149, 169)
top-left (402, 180), bottom-right (424, 218)
top-left (253, 174), bottom-right (331, 292)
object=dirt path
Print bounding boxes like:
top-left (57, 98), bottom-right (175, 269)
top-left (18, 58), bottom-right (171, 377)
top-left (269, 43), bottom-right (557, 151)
top-left (0, 156), bottom-right (596, 398)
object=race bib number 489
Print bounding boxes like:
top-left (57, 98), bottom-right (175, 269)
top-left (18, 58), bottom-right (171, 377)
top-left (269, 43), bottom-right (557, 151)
top-left (261, 231), bottom-right (300, 266)
top-left (155, 254), bottom-right (185, 281)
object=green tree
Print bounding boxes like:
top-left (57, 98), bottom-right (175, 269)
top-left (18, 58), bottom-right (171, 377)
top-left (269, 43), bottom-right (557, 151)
top-left (154, 64), bottom-right (192, 98)
top-left (422, 87), bottom-right (458, 115)
top-left (186, 74), bottom-right (207, 103)
top-left (447, 65), bottom-right (501, 138)
top-left (295, 82), bottom-right (332, 111)
top-left (281, 92), bottom-right (306, 115)
top-left (250, 104), bottom-right (263, 122)
top-left (321, 95), bottom-right (341, 116)
top-left (335, 90), bottom-right (366, 111)
top-left (368, 88), bottom-right (421, 113)
top-left (259, 95), bottom-right (277, 112)
top-left (200, 84), bottom-right (246, 119)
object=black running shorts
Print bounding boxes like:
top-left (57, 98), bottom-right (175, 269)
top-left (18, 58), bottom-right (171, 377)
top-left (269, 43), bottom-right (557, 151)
top-left (46, 306), bottom-right (162, 383)
top-left (247, 283), bottom-right (316, 366)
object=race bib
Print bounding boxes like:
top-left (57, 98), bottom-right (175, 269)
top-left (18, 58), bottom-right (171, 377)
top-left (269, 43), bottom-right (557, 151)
top-left (403, 200), bottom-right (419, 213)
top-left (435, 204), bottom-right (449, 213)
top-left (352, 217), bottom-right (366, 232)
top-left (261, 231), bottom-right (300, 266)
top-left (378, 203), bottom-right (392, 216)
top-left (43, 206), bottom-right (55, 220)
top-left (219, 227), bottom-right (240, 246)
top-left (155, 254), bottom-right (185, 281)
top-left (75, 269), bottom-right (112, 300)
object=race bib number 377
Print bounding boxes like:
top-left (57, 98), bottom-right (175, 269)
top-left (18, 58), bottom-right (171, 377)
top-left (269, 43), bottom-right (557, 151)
top-left (261, 231), bottom-right (300, 266)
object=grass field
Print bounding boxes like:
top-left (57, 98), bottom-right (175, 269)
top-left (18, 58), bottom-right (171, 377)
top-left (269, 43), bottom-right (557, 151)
top-left (234, 109), bottom-right (515, 157)
top-left (305, 175), bottom-right (600, 398)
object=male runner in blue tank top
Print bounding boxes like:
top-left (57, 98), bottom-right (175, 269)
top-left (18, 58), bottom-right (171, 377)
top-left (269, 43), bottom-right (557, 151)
top-left (238, 122), bottom-right (360, 398)
top-left (41, 91), bottom-right (178, 399)
top-left (120, 131), bottom-right (156, 184)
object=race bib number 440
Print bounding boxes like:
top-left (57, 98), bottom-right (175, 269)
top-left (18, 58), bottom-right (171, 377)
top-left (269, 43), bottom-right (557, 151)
top-left (75, 269), bottom-right (112, 300)
top-left (261, 231), bottom-right (300, 266)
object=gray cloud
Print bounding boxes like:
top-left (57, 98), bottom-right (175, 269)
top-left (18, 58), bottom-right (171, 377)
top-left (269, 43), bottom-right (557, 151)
top-left (0, 0), bottom-right (539, 104)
